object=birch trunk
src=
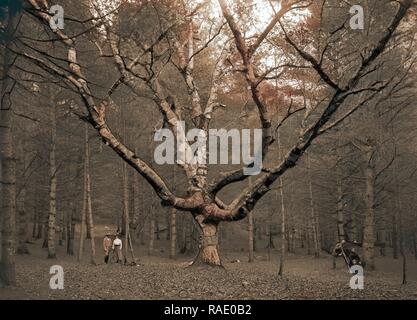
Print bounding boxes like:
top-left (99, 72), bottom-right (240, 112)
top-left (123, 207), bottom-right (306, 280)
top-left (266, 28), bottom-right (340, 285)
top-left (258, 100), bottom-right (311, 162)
top-left (307, 152), bottom-right (319, 257)
top-left (47, 104), bottom-right (57, 259)
top-left (277, 131), bottom-right (286, 276)
top-left (84, 124), bottom-right (96, 264)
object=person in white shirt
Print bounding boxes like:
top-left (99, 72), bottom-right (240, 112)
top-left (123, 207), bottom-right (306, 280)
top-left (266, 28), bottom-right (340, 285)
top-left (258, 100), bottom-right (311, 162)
top-left (112, 234), bottom-right (123, 263)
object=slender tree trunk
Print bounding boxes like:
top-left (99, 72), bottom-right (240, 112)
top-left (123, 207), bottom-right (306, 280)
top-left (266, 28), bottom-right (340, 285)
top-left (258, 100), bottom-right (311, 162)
top-left (127, 231), bottom-right (137, 265)
top-left (36, 212), bottom-right (43, 239)
top-left (42, 216), bottom-right (48, 248)
top-left (392, 143), bottom-right (406, 283)
top-left (351, 210), bottom-right (358, 242)
top-left (248, 178), bottom-right (254, 263)
top-left (379, 210), bottom-right (387, 257)
top-left (392, 213), bottom-right (399, 259)
top-left (248, 211), bottom-right (254, 263)
top-left (122, 161), bottom-right (129, 243)
top-left (156, 219), bottom-right (160, 240)
top-left (84, 124), bottom-right (96, 264)
top-left (77, 157), bottom-right (87, 262)
top-left (32, 211), bottom-right (38, 239)
top-left (363, 149), bottom-right (376, 270)
top-left (148, 201), bottom-right (155, 256)
top-left (67, 205), bottom-right (75, 256)
top-left (307, 152), bottom-right (319, 258)
top-left (0, 4), bottom-right (19, 285)
top-left (277, 131), bottom-right (286, 277)
top-left (47, 104), bottom-right (57, 259)
top-left (399, 216), bottom-right (406, 285)
top-left (170, 209), bottom-right (177, 259)
top-left (17, 137), bottom-right (29, 254)
top-left (253, 221), bottom-right (257, 252)
top-left (336, 178), bottom-right (345, 242)
top-left (60, 210), bottom-right (66, 245)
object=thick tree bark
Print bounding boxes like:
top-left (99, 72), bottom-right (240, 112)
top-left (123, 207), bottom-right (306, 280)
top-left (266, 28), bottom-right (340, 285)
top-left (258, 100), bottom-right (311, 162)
top-left (192, 221), bottom-right (222, 267)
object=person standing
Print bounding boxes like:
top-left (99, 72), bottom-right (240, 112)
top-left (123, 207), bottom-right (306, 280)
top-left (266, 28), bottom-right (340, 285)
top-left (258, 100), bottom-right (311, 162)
top-left (103, 233), bottom-right (112, 264)
top-left (112, 234), bottom-right (123, 263)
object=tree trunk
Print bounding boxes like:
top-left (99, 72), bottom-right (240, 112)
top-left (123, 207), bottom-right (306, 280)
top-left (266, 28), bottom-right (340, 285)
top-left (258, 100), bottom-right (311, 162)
top-left (32, 211), bottom-right (38, 239)
top-left (156, 219), bottom-right (160, 241)
top-left (336, 178), bottom-right (345, 242)
top-left (47, 103), bottom-right (57, 259)
top-left (36, 213), bottom-right (43, 239)
top-left (307, 152), bottom-right (319, 258)
top-left (379, 210), bottom-right (387, 257)
top-left (0, 13), bottom-right (17, 286)
top-left (148, 203), bottom-right (155, 256)
top-left (170, 208), bottom-right (177, 259)
top-left (362, 150), bottom-right (375, 270)
top-left (84, 124), bottom-right (96, 264)
top-left (248, 177), bottom-right (254, 262)
top-left (392, 145), bottom-right (406, 283)
top-left (127, 231), bottom-right (137, 265)
top-left (277, 131), bottom-right (286, 277)
top-left (192, 221), bottom-right (222, 267)
top-left (248, 211), bottom-right (254, 263)
top-left (132, 158), bottom-right (141, 244)
top-left (60, 210), bottom-right (66, 245)
top-left (77, 164), bottom-right (87, 262)
top-left (67, 206), bottom-right (75, 256)
top-left (121, 160), bottom-right (129, 239)
top-left (392, 213), bottom-right (399, 259)
top-left (17, 137), bottom-right (29, 254)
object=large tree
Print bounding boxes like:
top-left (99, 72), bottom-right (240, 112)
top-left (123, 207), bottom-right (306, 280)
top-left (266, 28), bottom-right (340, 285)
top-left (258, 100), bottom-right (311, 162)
top-left (9, 0), bottom-right (414, 267)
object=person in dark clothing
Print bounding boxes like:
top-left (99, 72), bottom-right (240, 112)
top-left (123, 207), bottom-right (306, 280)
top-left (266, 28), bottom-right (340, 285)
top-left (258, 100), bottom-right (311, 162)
top-left (346, 247), bottom-right (361, 267)
top-left (332, 240), bottom-right (362, 268)
top-left (103, 233), bottom-right (112, 264)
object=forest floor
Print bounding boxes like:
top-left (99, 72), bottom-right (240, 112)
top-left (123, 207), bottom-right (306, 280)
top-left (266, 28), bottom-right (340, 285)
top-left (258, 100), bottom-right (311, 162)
top-left (1, 238), bottom-right (417, 300)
